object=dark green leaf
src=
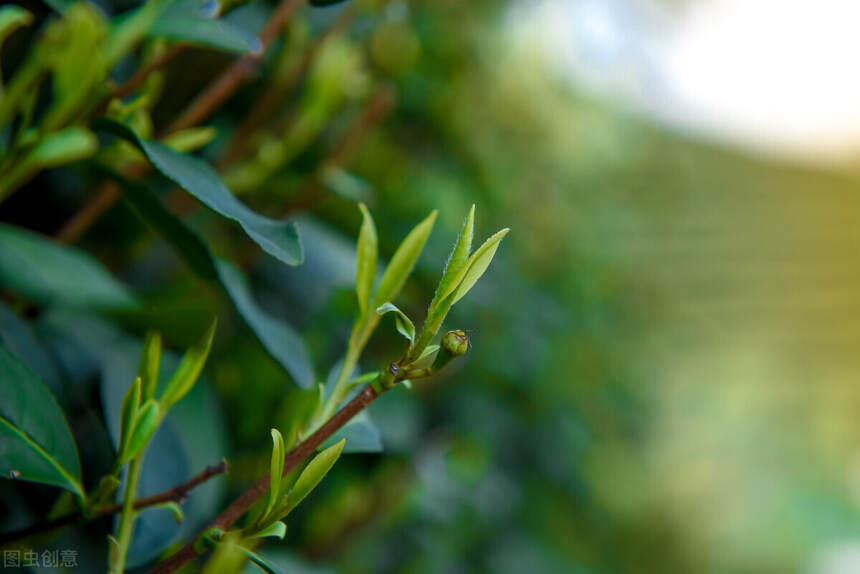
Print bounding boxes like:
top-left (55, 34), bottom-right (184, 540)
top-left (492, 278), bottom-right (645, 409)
top-left (94, 119), bottom-right (303, 266)
top-left (0, 223), bottom-right (137, 310)
top-left (216, 260), bottom-right (315, 389)
top-left (0, 343), bottom-right (83, 497)
top-left (149, 17), bottom-right (262, 54)
top-left (110, 172), bottom-right (314, 387)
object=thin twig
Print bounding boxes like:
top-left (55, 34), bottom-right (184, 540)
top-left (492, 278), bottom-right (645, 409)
top-left (112, 45), bottom-right (186, 101)
top-left (283, 85), bottom-right (397, 216)
top-left (0, 460), bottom-right (229, 547)
top-left (163, 0), bottom-right (304, 136)
top-left (149, 385), bottom-right (382, 574)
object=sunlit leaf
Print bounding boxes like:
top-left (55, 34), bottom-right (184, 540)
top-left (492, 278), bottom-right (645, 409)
top-left (451, 228), bottom-right (509, 304)
top-left (159, 320), bottom-right (216, 410)
top-left (284, 439), bottom-right (345, 513)
top-left (118, 376), bottom-right (142, 461)
top-left (250, 521), bottom-right (287, 540)
top-left (435, 204), bottom-right (475, 301)
top-left (121, 399), bottom-right (160, 462)
top-left (355, 203), bottom-right (378, 313)
top-left (263, 428), bottom-right (286, 523)
top-left (372, 210), bottom-right (437, 307)
top-left (0, 344), bottom-right (83, 497)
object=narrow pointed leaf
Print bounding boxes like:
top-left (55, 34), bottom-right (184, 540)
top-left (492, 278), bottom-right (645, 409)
top-left (372, 211), bottom-right (437, 307)
top-left (159, 320), bottom-right (216, 410)
top-left (451, 228), bottom-right (509, 305)
top-left (94, 119), bottom-right (303, 266)
top-left (285, 439), bottom-right (345, 513)
top-left (241, 548), bottom-right (287, 574)
top-left (0, 223), bottom-right (137, 310)
top-left (121, 399), bottom-right (159, 462)
top-left (376, 302), bottom-right (415, 342)
top-left (436, 204), bottom-right (476, 301)
top-left (118, 376), bottom-right (142, 461)
top-left (216, 260), bottom-right (315, 389)
top-left (355, 203), bottom-right (378, 313)
top-left (0, 344), bottom-right (83, 497)
top-left (263, 429), bottom-right (285, 523)
top-left (109, 170), bottom-right (314, 388)
top-left (138, 331), bottom-right (162, 400)
top-left (250, 521), bottom-right (287, 540)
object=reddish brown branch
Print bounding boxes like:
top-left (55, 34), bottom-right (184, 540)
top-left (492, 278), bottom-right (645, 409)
top-left (163, 0), bottom-right (304, 136)
top-left (148, 386), bottom-right (381, 574)
top-left (0, 460), bottom-right (228, 547)
top-left (112, 45), bottom-right (186, 101)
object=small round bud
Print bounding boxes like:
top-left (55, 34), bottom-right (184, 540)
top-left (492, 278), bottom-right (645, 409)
top-left (441, 330), bottom-right (469, 356)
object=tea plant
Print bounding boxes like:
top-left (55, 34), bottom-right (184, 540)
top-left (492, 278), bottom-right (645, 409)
top-left (0, 0), bottom-right (508, 571)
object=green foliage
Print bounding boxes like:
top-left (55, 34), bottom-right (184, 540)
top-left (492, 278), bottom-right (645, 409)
top-left (0, 344), bottom-right (83, 498)
top-left (0, 223), bottom-right (136, 310)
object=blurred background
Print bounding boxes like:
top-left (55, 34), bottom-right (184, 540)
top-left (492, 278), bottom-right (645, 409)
top-left (4, 0), bottom-right (860, 573)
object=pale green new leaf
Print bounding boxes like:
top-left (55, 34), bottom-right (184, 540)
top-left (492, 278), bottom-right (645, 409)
top-left (263, 428), bottom-right (285, 523)
top-left (435, 204), bottom-right (475, 301)
top-left (249, 521), bottom-right (287, 540)
top-left (0, 5), bottom-right (32, 48)
top-left (372, 211), bottom-right (437, 307)
top-left (121, 399), bottom-right (159, 462)
top-left (355, 203), bottom-right (378, 313)
top-left (451, 228), bottom-right (509, 305)
top-left (138, 331), bottom-right (161, 400)
top-left (285, 438), bottom-right (346, 513)
top-left (118, 377), bottom-right (142, 461)
top-left (159, 319), bottom-right (216, 410)
top-left (376, 302), bottom-right (415, 343)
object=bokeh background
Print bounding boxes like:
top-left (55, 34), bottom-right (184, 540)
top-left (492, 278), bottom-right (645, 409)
top-left (3, 0), bottom-right (860, 573)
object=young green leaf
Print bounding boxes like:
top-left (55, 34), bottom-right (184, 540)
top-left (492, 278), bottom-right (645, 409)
top-left (153, 500), bottom-right (184, 523)
top-left (355, 203), bottom-right (378, 313)
top-left (263, 429), bottom-right (286, 524)
top-left (0, 344), bottom-right (83, 498)
top-left (376, 302), bottom-right (415, 343)
top-left (120, 399), bottom-right (159, 463)
top-left (372, 210), bottom-right (437, 308)
top-left (451, 228), bottom-right (509, 305)
top-left (118, 377), bottom-right (142, 461)
top-left (159, 320), bottom-right (216, 410)
top-left (249, 521), bottom-right (287, 540)
top-left (138, 331), bottom-right (162, 400)
top-left (0, 5), bottom-right (32, 48)
top-left (284, 438), bottom-right (346, 514)
top-left (435, 204), bottom-right (475, 301)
